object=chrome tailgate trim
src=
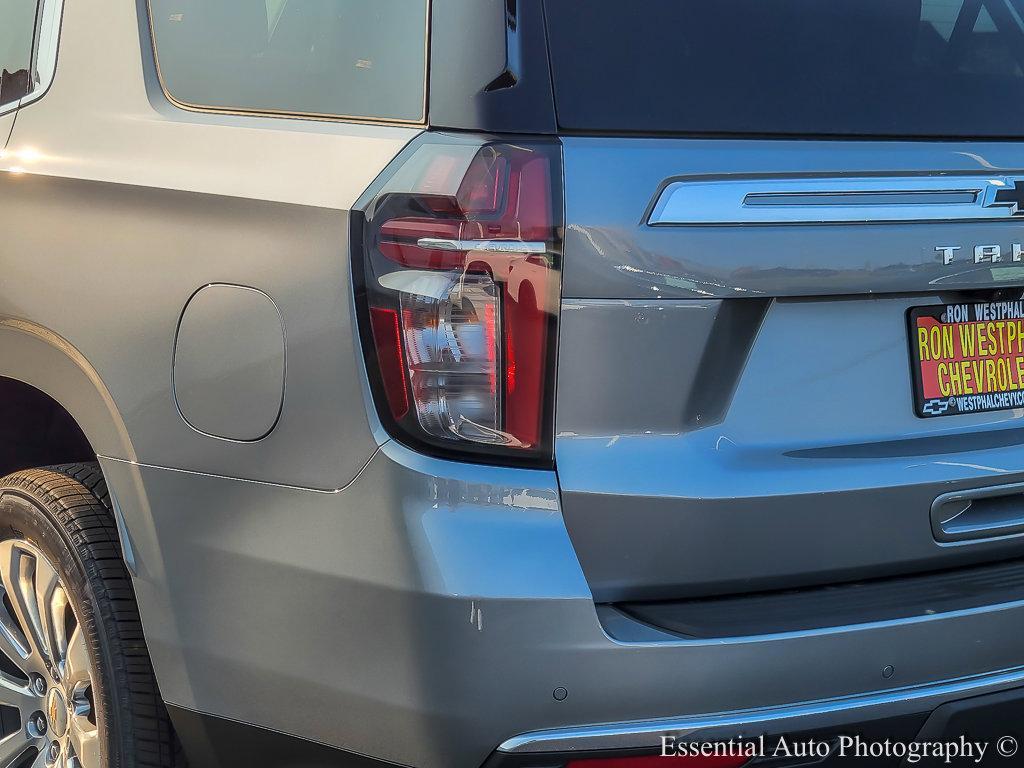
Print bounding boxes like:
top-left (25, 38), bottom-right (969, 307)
top-left (648, 175), bottom-right (1024, 226)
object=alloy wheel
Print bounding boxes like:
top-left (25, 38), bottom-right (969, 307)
top-left (0, 539), bottom-right (98, 768)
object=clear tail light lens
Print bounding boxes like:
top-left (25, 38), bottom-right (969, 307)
top-left (353, 135), bottom-right (562, 465)
top-left (401, 272), bottom-right (502, 444)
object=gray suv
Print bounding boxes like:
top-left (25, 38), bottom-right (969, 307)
top-left (2, 0), bottom-right (1024, 767)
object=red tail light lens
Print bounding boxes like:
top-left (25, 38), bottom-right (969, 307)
top-left (354, 135), bottom-right (562, 465)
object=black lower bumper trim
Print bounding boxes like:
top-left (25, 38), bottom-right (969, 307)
top-left (166, 705), bottom-right (403, 768)
top-left (617, 557), bottom-right (1024, 638)
top-left (168, 685), bottom-right (1024, 768)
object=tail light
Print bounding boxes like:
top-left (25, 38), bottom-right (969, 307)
top-left (353, 135), bottom-right (562, 466)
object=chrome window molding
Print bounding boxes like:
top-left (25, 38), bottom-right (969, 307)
top-left (648, 175), bottom-right (1024, 226)
top-left (143, 0), bottom-right (430, 128)
top-left (19, 0), bottom-right (65, 110)
top-left (0, 0), bottom-right (63, 115)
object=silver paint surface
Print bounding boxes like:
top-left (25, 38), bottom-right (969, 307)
top-left (172, 284), bottom-right (285, 442)
top-left (556, 296), bottom-right (1024, 600)
top-left (562, 137), bottom-right (1024, 298)
top-left (99, 443), bottom-right (1024, 767)
top-left (2, 0), bottom-right (1024, 763)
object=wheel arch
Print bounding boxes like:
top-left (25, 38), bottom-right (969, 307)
top-left (0, 319), bottom-right (137, 466)
top-left (0, 321), bottom-right (178, 731)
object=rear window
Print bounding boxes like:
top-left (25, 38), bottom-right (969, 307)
top-left (148, 0), bottom-right (427, 122)
top-left (545, 0), bottom-right (1024, 137)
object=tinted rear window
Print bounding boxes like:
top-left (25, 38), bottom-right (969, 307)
top-left (545, 0), bottom-right (1024, 137)
top-left (149, 0), bottom-right (427, 122)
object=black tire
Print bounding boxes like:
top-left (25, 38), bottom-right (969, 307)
top-left (0, 463), bottom-right (179, 768)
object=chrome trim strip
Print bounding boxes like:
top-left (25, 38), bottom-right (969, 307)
top-left (648, 175), bottom-right (1024, 225)
top-left (416, 238), bottom-right (548, 254)
top-left (19, 0), bottom-right (64, 111)
top-left (498, 664), bottom-right (1024, 753)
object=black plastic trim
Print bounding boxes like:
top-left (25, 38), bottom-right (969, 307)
top-left (167, 705), bottom-right (404, 768)
top-left (618, 557), bottom-right (1024, 639)
top-left (428, 0), bottom-right (557, 134)
top-left (912, 688), bottom-right (1024, 764)
top-left (685, 298), bottom-right (772, 429)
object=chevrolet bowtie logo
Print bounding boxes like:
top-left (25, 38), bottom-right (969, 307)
top-left (990, 180), bottom-right (1024, 216)
top-left (922, 398), bottom-right (953, 416)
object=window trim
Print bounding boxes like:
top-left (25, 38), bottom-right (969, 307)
top-left (23, 0), bottom-right (64, 108)
top-left (143, 0), bottom-right (431, 127)
top-left (0, 0), bottom-right (63, 115)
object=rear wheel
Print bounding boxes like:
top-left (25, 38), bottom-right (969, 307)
top-left (0, 464), bottom-right (178, 768)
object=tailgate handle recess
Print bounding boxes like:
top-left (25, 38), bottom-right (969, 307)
top-left (932, 482), bottom-right (1024, 543)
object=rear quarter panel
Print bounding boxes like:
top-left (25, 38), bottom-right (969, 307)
top-left (0, 0), bottom-right (421, 490)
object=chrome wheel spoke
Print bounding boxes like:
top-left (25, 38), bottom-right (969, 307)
top-left (48, 586), bottom-right (70, 680)
top-left (63, 628), bottom-right (89, 689)
top-left (0, 543), bottom-right (33, 670)
top-left (16, 549), bottom-right (50, 662)
top-left (0, 542), bottom-right (52, 672)
top-left (33, 559), bottom-right (60, 674)
top-left (69, 717), bottom-right (98, 768)
top-left (0, 612), bottom-right (29, 674)
top-left (0, 730), bottom-right (33, 768)
top-left (0, 672), bottom-right (34, 712)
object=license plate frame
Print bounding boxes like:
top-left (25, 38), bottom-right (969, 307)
top-left (908, 302), bottom-right (1024, 418)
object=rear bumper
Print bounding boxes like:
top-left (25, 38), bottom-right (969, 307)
top-left (99, 443), bottom-right (1024, 768)
top-left (488, 687), bottom-right (1024, 768)
top-left (494, 667), bottom-right (1024, 757)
